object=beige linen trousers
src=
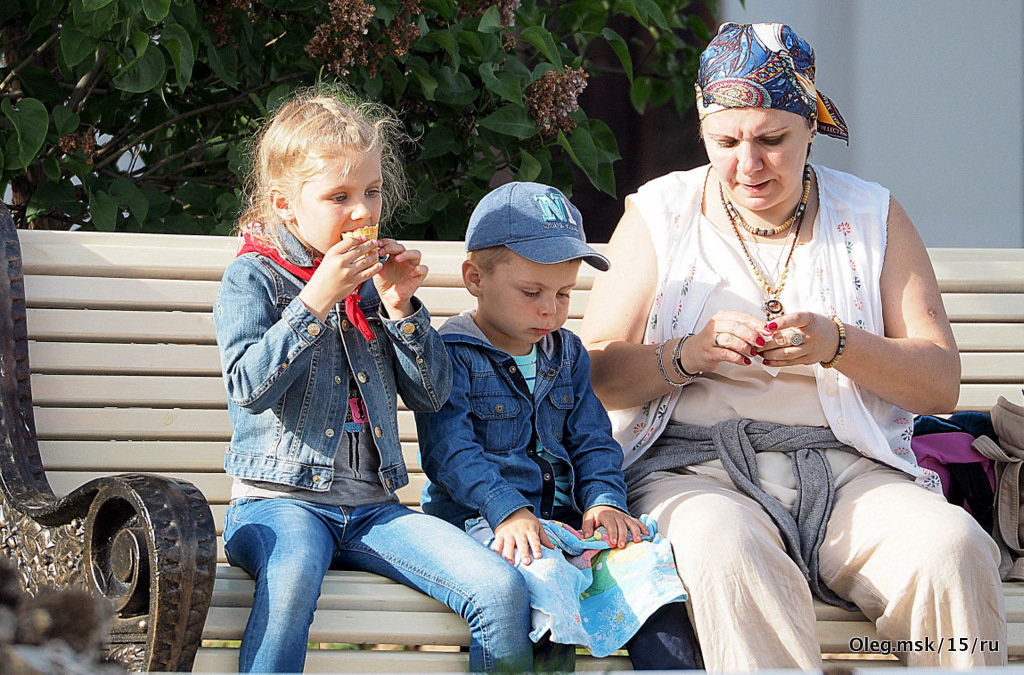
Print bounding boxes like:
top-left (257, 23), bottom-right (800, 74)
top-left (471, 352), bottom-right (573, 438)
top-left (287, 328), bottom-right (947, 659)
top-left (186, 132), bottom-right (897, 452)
top-left (629, 462), bottom-right (1007, 670)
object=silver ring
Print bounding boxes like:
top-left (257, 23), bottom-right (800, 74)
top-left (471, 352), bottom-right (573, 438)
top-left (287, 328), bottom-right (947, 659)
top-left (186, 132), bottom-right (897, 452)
top-left (714, 332), bottom-right (725, 348)
top-left (789, 332), bottom-right (804, 346)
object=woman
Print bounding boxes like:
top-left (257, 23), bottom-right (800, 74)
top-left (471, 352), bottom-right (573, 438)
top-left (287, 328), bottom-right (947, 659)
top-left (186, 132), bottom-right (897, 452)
top-left (581, 22), bottom-right (1006, 670)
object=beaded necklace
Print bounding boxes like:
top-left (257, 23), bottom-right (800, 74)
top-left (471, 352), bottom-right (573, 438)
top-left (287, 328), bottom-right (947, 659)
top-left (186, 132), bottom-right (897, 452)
top-left (721, 164), bottom-right (812, 237)
top-left (720, 169), bottom-right (810, 321)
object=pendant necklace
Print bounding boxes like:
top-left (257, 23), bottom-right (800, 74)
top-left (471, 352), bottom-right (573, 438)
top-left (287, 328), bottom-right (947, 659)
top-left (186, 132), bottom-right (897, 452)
top-left (720, 166), bottom-right (811, 321)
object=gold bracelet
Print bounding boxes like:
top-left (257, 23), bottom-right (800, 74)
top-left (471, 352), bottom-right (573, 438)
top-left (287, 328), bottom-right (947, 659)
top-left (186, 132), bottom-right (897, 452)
top-left (821, 315), bottom-right (846, 368)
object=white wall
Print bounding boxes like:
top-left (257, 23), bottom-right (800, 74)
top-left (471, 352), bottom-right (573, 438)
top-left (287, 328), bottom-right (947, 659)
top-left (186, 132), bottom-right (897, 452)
top-left (718, 0), bottom-right (1024, 248)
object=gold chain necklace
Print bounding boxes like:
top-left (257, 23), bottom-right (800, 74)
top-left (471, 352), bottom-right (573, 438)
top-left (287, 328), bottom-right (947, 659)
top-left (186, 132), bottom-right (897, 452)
top-left (720, 171), bottom-right (809, 321)
top-left (722, 164), bottom-right (812, 237)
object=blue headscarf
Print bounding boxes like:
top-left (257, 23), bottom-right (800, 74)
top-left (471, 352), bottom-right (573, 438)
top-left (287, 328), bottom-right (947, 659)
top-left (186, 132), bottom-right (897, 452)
top-left (695, 22), bottom-right (849, 143)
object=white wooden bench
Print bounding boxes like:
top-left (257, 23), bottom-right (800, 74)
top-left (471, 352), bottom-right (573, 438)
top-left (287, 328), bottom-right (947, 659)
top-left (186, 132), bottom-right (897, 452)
top-left (3, 214), bottom-right (1023, 670)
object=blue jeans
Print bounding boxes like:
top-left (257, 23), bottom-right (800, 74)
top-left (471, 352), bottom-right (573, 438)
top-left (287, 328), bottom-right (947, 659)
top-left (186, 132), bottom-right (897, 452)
top-left (224, 498), bottom-right (533, 672)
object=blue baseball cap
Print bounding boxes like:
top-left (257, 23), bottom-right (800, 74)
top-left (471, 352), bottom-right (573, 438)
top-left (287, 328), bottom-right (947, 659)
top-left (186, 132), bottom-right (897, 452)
top-left (465, 182), bottom-right (610, 271)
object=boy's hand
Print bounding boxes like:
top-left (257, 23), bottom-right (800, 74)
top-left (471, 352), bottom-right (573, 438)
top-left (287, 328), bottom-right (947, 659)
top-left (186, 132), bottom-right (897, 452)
top-left (373, 239), bottom-right (427, 319)
top-left (492, 507), bottom-right (553, 566)
top-left (582, 505), bottom-right (648, 548)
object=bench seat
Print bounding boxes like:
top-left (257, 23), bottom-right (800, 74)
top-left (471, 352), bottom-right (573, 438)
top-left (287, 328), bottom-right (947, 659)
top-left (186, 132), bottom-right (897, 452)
top-left (3, 223), bottom-right (1023, 670)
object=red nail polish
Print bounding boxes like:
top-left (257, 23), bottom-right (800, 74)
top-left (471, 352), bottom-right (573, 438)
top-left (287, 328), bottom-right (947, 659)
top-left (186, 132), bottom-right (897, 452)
top-left (763, 360), bottom-right (771, 366)
top-left (743, 357), bottom-right (751, 365)
top-left (750, 347), bottom-right (758, 356)
top-left (756, 336), bottom-right (765, 346)
top-left (768, 322), bottom-right (778, 331)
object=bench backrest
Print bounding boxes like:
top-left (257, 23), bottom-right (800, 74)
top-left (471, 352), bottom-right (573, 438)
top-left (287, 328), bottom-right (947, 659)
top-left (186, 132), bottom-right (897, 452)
top-left (17, 229), bottom-right (1024, 563)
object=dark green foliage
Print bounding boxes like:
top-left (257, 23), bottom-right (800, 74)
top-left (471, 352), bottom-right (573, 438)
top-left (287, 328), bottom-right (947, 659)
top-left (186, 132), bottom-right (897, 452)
top-left (0, 0), bottom-right (715, 236)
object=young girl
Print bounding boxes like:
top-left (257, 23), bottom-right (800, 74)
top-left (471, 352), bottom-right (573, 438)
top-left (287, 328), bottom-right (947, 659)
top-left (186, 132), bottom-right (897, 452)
top-left (214, 88), bottom-right (533, 673)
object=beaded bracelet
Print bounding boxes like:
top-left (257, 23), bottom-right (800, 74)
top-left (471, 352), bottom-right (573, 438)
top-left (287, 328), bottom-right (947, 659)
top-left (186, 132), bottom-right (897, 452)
top-left (655, 340), bottom-right (687, 387)
top-left (821, 315), bottom-right (847, 368)
top-left (671, 334), bottom-right (702, 382)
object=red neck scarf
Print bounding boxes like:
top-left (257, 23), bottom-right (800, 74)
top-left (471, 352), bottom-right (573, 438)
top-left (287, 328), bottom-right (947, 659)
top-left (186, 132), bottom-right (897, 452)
top-left (238, 233), bottom-right (374, 341)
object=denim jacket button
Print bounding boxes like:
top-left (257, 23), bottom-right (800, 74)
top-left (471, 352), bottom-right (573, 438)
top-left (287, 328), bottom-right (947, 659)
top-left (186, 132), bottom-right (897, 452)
top-left (312, 475), bottom-right (321, 482)
top-left (494, 403), bottom-right (504, 413)
top-left (374, 426), bottom-right (383, 438)
top-left (543, 473), bottom-right (552, 481)
top-left (562, 394), bottom-right (571, 404)
top-left (325, 428), bottom-right (335, 437)
top-left (335, 375), bottom-right (342, 384)
top-left (280, 363), bottom-right (288, 370)
top-left (357, 372), bottom-right (368, 383)
top-left (402, 322), bottom-right (416, 335)
top-left (508, 365), bottom-right (517, 374)
top-left (385, 477), bottom-right (392, 489)
top-left (341, 319), bottom-right (351, 331)
top-left (307, 323), bottom-right (321, 336)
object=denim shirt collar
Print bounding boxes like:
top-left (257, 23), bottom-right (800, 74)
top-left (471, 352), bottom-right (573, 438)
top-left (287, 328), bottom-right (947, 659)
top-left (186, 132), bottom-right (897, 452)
top-left (274, 226), bottom-right (319, 268)
top-left (440, 310), bottom-right (559, 362)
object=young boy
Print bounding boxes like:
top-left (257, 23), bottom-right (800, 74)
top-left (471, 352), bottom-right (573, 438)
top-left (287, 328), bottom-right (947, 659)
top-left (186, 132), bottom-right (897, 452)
top-left (415, 182), bottom-right (697, 669)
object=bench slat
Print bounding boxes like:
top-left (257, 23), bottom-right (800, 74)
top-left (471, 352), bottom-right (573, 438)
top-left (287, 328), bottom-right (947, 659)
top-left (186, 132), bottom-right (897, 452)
top-left (28, 342), bottom-right (223, 375)
top-left (45, 470), bottom-right (426, 508)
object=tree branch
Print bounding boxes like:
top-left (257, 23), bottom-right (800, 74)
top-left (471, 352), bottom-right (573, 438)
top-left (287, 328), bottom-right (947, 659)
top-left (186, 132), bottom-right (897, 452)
top-left (0, 30), bottom-right (60, 93)
top-left (93, 73), bottom-right (302, 170)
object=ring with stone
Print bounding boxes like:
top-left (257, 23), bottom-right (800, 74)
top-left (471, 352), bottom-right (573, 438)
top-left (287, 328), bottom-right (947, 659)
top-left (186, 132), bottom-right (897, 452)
top-left (789, 332), bottom-right (804, 346)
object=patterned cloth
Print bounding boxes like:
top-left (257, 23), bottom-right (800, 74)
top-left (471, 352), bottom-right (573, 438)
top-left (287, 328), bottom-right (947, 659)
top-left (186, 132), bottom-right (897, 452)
top-left (696, 22), bottom-right (849, 143)
top-left (470, 515), bottom-right (687, 657)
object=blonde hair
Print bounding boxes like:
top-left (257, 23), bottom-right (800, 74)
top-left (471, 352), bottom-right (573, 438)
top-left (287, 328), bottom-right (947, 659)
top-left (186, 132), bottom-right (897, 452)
top-left (237, 85), bottom-right (410, 249)
top-left (467, 246), bottom-right (518, 273)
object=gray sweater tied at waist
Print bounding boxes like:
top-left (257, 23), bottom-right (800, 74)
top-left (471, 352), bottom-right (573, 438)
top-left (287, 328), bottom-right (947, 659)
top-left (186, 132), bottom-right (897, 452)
top-left (624, 418), bottom-right (860, 610)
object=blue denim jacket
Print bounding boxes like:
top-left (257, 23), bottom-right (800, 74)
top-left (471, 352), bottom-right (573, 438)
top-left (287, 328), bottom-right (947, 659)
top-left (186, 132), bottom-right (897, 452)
top-left (214, 229), bottom-right (451, 495)
top-left (414, 311), bottom-right (629, 529)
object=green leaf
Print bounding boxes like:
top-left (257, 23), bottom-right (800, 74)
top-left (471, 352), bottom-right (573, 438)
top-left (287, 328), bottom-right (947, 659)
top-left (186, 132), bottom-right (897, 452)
top-left (2, 98), bottom-right (49, 171)
top-left (558, 128), bottom-right (615, 195)
top-left (519, 26), bottom-right (563, 69)
top-left (206, 44), bottom-right (238, 89)
top-left (88, 189), bottom-right (119, 231)
top-left (130, 31), bottom-right (150, 59)
top-left (27, 181), bottom-right (80, 221)
top-left (478, 63), bottom-right (521, 103)
top-left (477, 5), bottom-right (502, 33)
top-left (142, 0), bottom-right (171, 22)
top-left (518, 150), bottom-right (542, 182)
top-left (600, 27), bottom-right (633, 82)
top-left (59, 25), bottom-right (99, 68)
top-left (160, 23), bottom-right (195, 90)
top-left (112, 47), bottom-right (166, 93)
top-left (43, 157), bottom-right (61, 182)
top-left (419, 126), bottom-right (458, 161)
top-left (426, 29), bottom-right (460, 71)
top-left (406, 59), bottom-right (439, 100)
top-left (629, 76), bottom-right (654, 113)
top-left (109, 177), bottom-right (149, 225)
top-left (478, 105), bottom-right (537, 139)
top-left (83, 0), bottom-right (116, 9)
top-left (52, 105), bottom-right (80, 136)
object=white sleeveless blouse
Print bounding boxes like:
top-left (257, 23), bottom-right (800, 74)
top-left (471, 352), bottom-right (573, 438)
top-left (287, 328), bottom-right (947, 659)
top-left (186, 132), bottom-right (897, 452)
top-left (609, 164), bottom-right (941, 492)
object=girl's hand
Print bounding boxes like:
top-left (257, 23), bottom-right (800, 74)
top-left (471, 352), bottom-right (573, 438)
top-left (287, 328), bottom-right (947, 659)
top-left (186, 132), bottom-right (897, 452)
top-left (373, 239), bottom-right (428, 319)
top-left (757, 311), bottom-right (841, 367)
top-left (690, 310), bottom-right (767, 371)
top-left (492, 507), bottom-right (553, 566)
top-left (582, 505), bottom-right (648, 547)
top-left (299, 237), bottom-right (380, 321)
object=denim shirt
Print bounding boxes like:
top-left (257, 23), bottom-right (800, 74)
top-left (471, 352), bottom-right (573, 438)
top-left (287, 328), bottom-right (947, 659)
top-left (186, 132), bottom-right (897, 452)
top-left (414, 311), bottom-right (629, 529)
top-left (214, 230), bottom-right (452, 495)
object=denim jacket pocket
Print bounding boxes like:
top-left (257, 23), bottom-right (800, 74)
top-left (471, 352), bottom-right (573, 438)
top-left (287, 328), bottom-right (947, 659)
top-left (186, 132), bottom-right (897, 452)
top-left (470, 394), bottom-right (520, 453)
top-left (546, 383), bottom-right (575, 435)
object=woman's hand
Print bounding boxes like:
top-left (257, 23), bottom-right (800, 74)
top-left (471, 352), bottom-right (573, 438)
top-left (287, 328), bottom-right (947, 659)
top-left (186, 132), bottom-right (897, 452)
top-left (756, 311), bottom-right (840, 366)
top-left (688, 310), bottom-right (767, 371)
top-left (373, 238), bottom-right (428, 319)
top-left (299, 237), bottom-right (380, 320)
top-left (581, 505), bottom-right (648, 548)
top-left (492, 507), bottom-right (553, 566)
